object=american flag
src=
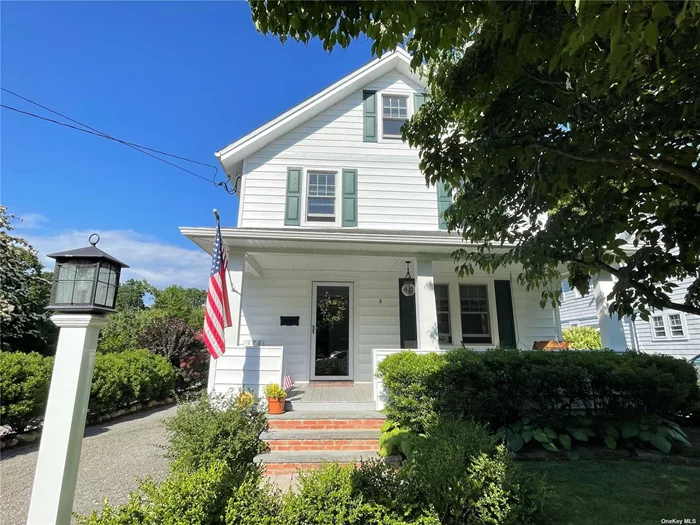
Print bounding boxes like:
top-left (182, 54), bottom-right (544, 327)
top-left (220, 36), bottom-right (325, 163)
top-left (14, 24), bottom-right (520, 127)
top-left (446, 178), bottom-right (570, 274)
top-left (283, 373), bottom-right (294, 391)
top-left (203, 215), bottom-right (231, 359)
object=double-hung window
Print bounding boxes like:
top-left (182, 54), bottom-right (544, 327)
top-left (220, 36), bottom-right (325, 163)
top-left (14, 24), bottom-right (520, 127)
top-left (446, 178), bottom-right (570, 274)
top-left (434, 284), bottom-right (452, 344)
top-left (307, 171), bottom-right (336, 222)
top-left (651, 313), bottom-right (687, 339)
top-left (459, 284), bottom-right (492, 344)
top-left (382, 95), bottom-right (408, 138)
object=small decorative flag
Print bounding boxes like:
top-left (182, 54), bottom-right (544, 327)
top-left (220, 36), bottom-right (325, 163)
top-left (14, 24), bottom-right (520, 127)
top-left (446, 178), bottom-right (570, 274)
top-left (203, 211), bottom-right (232, 359)
top-left (283, 373), bottom-right (294, 391)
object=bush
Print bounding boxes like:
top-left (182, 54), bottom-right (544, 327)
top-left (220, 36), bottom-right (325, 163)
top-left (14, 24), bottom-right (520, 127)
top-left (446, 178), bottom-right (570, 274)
top-left (281, 463), bottom-right (441, 525)
top-left (0, 351), bottom-right (53, 432)
top-left (165, 392), bottom-right (268, 475)
top-left (0, 349), bottom-right (175, 433)
top-left (225, 476), bottom-right (281, 525)
top-left (97, 308), bottom-right (160, 353)
top-left (378, 348), bottom-right (700, 433)
top-left (77, 461), bottom-right (241, 525)
top-left (138, 317), bottom-right (208, 390)
top-left (562, 326), bottom-right (603, 349)
top-left (89, 349), bottom-right (176, 415)
top-left (393, 420), bottom-right (550, 525)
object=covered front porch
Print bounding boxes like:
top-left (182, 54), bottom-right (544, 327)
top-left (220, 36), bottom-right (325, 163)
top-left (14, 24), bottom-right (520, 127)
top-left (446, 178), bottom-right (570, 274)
top-left (181, 227), bottom-right (562, 409)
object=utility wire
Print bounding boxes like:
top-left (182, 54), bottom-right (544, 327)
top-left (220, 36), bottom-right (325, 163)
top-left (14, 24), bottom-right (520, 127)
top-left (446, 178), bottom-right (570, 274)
top-left (1, 87), bottom-right (237, 194)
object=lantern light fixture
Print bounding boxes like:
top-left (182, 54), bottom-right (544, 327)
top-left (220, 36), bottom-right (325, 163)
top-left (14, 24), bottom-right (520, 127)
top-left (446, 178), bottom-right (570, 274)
top-left (401, 260), bottom-right (415, 297)
top-left (46, 233), bottom-right (129, 315)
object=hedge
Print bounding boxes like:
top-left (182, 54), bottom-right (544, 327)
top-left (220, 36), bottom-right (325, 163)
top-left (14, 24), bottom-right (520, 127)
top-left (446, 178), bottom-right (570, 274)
top-left (377, 348), bottom-right (700, 434)
top-left (0, 349), bottom-right (176, 433)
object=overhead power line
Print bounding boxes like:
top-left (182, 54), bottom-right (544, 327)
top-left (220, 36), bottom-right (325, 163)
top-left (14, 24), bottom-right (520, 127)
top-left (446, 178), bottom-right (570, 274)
top-left (1, 87), bottom-right (237, 194)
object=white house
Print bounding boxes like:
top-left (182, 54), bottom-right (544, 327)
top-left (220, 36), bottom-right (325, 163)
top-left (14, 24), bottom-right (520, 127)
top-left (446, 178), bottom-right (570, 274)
top-left (560, 277), bottom-right (700, 360)
top-left (180, 49), bottom-right (568, 406)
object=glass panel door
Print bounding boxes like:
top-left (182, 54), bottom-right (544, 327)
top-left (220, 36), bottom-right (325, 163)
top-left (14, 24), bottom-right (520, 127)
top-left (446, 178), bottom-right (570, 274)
top-left (313, 284), bottom-right (351, 378)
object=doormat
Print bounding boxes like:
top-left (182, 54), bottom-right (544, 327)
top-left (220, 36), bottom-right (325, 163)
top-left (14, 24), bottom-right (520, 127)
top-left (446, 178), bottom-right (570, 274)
top-left (308, 381), bottom-right (355, 387)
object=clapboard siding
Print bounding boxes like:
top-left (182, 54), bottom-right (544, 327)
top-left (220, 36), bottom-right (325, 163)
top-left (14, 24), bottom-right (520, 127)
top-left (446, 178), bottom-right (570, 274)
top-left (237, 266), bottom-right (559, 383)
top-left (240, 71), bottom-right (437, 230)
top-left (558, 277), bottom-right (699, 360)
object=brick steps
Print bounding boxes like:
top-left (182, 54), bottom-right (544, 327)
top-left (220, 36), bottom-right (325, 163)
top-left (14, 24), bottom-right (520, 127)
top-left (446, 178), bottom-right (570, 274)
top-left (258, 412), bottom-right (386, 475)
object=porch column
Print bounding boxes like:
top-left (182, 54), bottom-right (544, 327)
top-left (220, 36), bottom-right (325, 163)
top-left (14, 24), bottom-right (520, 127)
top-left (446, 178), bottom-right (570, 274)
top-left (415, 259), bottom-right (440, 350)
top-left (593, 271), bottom-right (627, 351)
top-left (207, 250), bottom-right (245, 393)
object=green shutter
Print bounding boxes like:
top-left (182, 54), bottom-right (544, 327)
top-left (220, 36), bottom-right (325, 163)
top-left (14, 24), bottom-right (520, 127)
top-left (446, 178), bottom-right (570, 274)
top-left (363, 90), bottom-right (377, 142)
top-left (414, 92), bottom-right (426, 112)
top-left (494, 280), bottom-right (517, 348)
top-left (437, 182), bottom-right (450, 230)
top-left (342, 169), bottom-right (358, 227)
top-left (285, 167), bottom-right (301, 226)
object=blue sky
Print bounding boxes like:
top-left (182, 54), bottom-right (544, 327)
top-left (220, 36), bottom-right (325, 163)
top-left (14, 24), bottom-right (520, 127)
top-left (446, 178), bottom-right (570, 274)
top-left (1, 1), bottom-right (371, 288)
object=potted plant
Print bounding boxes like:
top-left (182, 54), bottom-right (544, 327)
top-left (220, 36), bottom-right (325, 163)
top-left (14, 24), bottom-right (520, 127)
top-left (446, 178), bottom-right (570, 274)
top-left (264, 383), bottom-right (286, 414)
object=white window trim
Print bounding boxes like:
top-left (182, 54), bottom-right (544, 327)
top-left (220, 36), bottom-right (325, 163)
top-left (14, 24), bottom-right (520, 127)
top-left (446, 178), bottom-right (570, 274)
top-left (299, 168), bottom-right (342, 227)
top-left (380, 92), bottom-right (411, 141)
top-left (650, 313), bottom-right (689, 341)
top-left (430, 279), bottom-right (499, 348)
top-left (434, 282), bottom-right (452, 344)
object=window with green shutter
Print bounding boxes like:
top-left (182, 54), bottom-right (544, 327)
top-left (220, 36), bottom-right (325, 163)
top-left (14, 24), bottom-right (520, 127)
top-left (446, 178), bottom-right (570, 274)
top-left (284, 167), bottom-right (301, 226)
top-left (363, 90), bottom-right (377, 142)
top-left (342, 169), bottom-right (358, 227)
top-left (437, 182), bottom-right (450, 230)
top-left (414, 92), bottom-right (426, 113)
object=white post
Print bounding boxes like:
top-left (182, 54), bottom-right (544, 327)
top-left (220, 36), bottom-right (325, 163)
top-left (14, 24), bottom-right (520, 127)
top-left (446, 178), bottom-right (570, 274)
top-left (593, 271), bottom-right (628, 351)
top-left (415, 259), bottom-right (440, 350)
top-left (27, 314), bottom-right (108, 525)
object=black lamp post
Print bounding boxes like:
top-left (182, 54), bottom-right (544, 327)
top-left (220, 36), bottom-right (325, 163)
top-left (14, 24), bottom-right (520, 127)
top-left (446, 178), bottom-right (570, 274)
top-left (46, 234), bottom-right (129, 315)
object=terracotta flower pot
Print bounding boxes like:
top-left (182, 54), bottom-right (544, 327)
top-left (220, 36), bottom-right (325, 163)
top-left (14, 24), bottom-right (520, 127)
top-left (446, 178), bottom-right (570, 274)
top-left (267, 397), bottom-right (285, 414)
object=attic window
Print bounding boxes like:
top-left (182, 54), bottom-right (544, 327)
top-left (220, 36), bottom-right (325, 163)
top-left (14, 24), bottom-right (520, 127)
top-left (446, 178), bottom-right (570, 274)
top-left (382, 95), bottom-right (408, 138)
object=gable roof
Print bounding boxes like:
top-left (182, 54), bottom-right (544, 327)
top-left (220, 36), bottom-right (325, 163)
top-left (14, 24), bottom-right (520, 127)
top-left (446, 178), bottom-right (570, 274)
top-left (215, 47), bottom-right (424, 177)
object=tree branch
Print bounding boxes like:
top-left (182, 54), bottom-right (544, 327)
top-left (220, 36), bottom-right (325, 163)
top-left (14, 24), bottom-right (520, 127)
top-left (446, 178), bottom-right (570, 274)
top-left (571, 257), bottom-right (700, 316)
top-left (536, 144), bottom-right (700, 191)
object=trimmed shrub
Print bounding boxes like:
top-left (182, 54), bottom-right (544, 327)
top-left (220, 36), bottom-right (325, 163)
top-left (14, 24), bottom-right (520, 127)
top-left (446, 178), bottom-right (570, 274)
top-left (377, 348), bottom-right (700, 435)
top-left (165, 392), bottom-right (268, 475)
top-left (89, 349), bottom-right (176, 415)
top-left (77, 461), bottom-right (241, 525)
top-left (225, 476), bottom-right (281, 525)
top-left (0, 349), bottom-right (175, 433)
top-left (0, 351), bottom-right (53, 432)
top-left (562, 326), bottom-right (603, 349)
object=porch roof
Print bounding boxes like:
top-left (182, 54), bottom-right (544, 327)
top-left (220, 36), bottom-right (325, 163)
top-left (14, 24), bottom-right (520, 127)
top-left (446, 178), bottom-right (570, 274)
top-left (179, 226), bottom-right (513, 258)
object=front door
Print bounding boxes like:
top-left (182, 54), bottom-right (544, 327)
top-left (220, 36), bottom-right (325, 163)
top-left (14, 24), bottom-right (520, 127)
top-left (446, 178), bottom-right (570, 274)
top-left (311, 282), bottom-right (353, 380)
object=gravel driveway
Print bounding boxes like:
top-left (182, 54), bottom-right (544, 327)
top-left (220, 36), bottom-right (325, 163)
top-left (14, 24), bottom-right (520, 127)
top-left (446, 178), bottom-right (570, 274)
top-left (0, 404), bottom-right (177, 524)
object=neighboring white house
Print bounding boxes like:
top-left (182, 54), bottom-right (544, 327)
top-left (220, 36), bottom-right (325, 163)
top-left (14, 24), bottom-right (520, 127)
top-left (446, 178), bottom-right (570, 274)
top-left (560, 277), bottom-right (700, 360)
top-left (181, 49), bottom-right (570, 401)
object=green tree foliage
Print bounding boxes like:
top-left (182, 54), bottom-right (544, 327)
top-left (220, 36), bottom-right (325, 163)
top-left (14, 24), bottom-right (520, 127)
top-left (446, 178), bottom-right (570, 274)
top-left (153, 285), bottom-right (207, 327)
top-left (0, 206), bottom-right (56, 354)
top-left (562, 326), bottom-right (603, 349)
top-left (249, 0), bottom-right (700, 319)
top-left (97, 308), bottom-right (163, 353)
top-left (115, 278), bottom-right (154, 311)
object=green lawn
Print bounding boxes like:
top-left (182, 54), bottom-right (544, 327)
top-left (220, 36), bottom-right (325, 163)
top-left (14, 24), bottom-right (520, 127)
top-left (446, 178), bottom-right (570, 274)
top-left (523, 460), bottom-right (700, 525)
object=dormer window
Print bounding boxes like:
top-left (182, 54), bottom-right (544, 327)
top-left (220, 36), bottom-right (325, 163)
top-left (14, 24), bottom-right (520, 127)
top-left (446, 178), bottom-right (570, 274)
top-left (307, 171), bottom-right (336, 222)
top-left (382, 95), bottom-right (408, 138)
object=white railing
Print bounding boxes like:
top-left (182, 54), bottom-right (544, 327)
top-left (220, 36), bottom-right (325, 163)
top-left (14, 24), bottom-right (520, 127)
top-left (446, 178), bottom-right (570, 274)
top-left (372, 348), bottom-right (445, 411)
top-left (208, 346), bottom-right (284, 398)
